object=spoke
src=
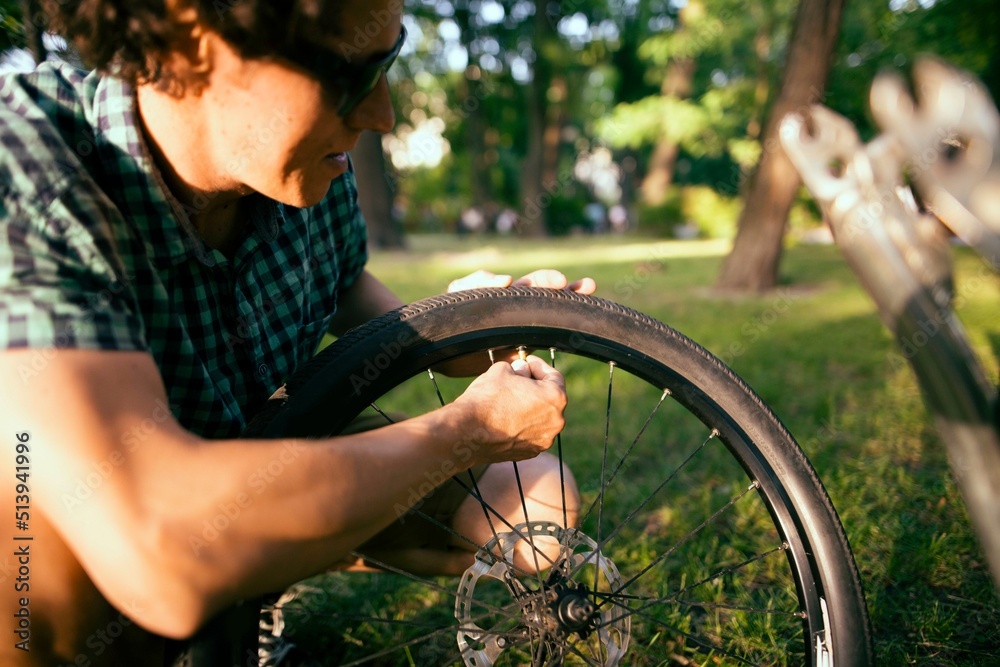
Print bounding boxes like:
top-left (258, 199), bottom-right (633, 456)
top-left (592, 542), bottom-right (802, 626)
top-left (530, 627), bottom-right (548, 666)
top-left (512, 460), bottom-right (549, 596)
top-left (602, 480), bottom-right (760, 606)
top-left (346, 551), bottom-right (513, 618)
top-left (467, 467), bottom-right (504, 556)
top-left (595, 361), bottom-right (615, 601)
top-left (369, 402), bottom-right (395, 424)
top-left (427, 368), bottom-right (447, 406)
top-left (549, 347), bottom-right (569, 532)
top-left (342, 552), bottom-right (559, 659)
top-left (336, 626), bottom-right (451, 667)
top-left (506, 351), bottom-right (547, 587)
top-left (592, 594), bottom-right (761, 666)
top-left (393, 502), bottom-right (539, 582)
top-left (452, 475), bottom-right (560, 573)
top-left (564, 636), bottom-right (606, 667)
top-left (668, 542), bottom-right (794, 606)
top-left (568, 429), bottom-right (719, 583)
top-left (318, 583), bottom-right (536, 667)
top-left (269, 609), bottom-right (499, 634)
top-left (453, 348), bottom-right (561, 575)
top-left (577, 388), bottom-right (670, 529)
top-left (430, 356), bottom-right (545, 587)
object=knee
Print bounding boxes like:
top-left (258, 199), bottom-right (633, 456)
top-left (452, 453), bottom-right (581, 573)
top-left (519, 452), bottom-right (580, 528)
top-left (503, 453), bottom-right (579, 573)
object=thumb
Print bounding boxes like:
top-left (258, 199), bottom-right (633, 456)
top-left (510, 358), bottom-right (531, 377)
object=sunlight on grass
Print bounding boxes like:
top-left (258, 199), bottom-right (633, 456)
top-left (301, 235), bottom-right (1000, 667)
top-left (393, 236), bottom-right (733, 275)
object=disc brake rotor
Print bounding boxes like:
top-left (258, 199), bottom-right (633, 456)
top-left (455, 521), bottom-right (631, 666)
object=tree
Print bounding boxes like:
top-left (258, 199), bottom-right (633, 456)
top-left (598, 0), bottom-right (798, 213)
top-left (352, 131), bottom-right (405, 249)
top-left (519, 0), bottom-right (561, 236)
top-left (715, 0), bottom-right (846, 293)
top-left (453, 0), bottom-right (494, 208)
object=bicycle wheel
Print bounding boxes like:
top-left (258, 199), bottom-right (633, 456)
top-left (245, 287), bottom-right (873, 666)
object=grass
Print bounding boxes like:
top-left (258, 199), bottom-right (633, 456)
top-left (286, 233), bottom-right (999, 666)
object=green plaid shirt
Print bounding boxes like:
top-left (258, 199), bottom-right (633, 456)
top-left (0, 63), bottom-right (368, 438)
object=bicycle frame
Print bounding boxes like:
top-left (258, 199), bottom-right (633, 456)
top-left (780, 58), bottom-right (1000, 589)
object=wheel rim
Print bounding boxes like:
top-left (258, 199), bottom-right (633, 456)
top-left (266, 328), bottom-right (836, 666)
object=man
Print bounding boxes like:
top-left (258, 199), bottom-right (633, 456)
top-left (0, 0), bottom-right (591, 664)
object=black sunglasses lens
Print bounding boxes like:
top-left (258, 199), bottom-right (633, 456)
top-left (335, 26), bottom-right (406, 116)
top-left (338, 68), bottom-right (385, 115)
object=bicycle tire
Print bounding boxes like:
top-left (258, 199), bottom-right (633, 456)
top-left (245, 287), bottom-right (873, 666)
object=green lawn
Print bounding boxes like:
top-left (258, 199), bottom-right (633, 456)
top-left (289, 234), bottom-right (999, 666)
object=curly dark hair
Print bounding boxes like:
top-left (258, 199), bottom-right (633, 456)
top-left (41, 0), bottom-right (345, 85)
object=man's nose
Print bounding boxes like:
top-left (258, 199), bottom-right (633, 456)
top-left (345, 75), bottom-right (396, 134)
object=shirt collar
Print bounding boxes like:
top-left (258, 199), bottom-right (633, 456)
top-left (92, 75), bottom-right (281, 268)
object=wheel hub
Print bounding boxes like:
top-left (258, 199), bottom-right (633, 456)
top-left (552, 583), bottom-right (597, 635)
top-left (455, 521), bottom-right (630, 666)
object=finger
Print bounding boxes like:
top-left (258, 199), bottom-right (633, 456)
top-left (510, 358), bottom-right (532, 378)
top-left (448, 270), bottom-right (513, 292)
top-left (512, 269), bottom-right (569, 289)
top-left (567, 277), bottom-right (597, 294)
top-left (523, 355), bottom-right (566, 390)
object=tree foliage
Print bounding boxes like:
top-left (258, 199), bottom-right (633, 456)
top-left (2, 0), bottom-right (996, 240)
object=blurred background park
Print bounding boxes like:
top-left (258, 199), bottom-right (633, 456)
top-left (2, 0), bottom-right (998, 292)
top-left (3, 0), bottom-right (1000, 663)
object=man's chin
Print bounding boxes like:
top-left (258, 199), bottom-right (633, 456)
top-left (267, 179), bottom-right (338, 210)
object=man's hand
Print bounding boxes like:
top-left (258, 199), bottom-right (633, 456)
top-left (447, 269), bottom-right (596, 295)
top-left (437, 269), bottom-right (595, 377)
top-left (449, 355), bottom-right (567, 465)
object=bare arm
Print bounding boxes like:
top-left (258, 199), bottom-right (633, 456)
top-left (327, 269), bottom-right (404, 336)
top-left (0, 349), bottom-right (564, 639)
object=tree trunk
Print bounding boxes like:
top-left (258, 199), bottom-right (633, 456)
top-left (715, 0), bottom-right (846, 293)
top-left (640, 57), bottom-right (696, 205)
top-left (639, 0), bottom-right (702, 206)
top-left (454, 3), bottom-right (493, 207)
top-left (464, 73), bottom-right (493, 206)
top-left (352, 130), bottom-right (405, 250)
top-left (542, 76), bottom-right (566, 198)
top-left (519, 0), bottom-right (558, 237)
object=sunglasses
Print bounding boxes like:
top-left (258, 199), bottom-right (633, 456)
top-left (283, 25), bottom-right (407, 117)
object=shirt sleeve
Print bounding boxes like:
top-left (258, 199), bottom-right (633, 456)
top-left (0, 177), bottom-right (147, 352)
